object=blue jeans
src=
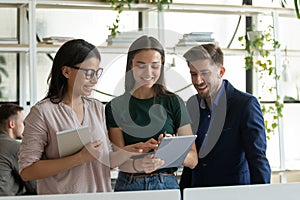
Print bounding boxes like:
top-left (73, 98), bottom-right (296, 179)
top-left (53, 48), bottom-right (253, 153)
top-left (114, 171), bottom-right (180, 191)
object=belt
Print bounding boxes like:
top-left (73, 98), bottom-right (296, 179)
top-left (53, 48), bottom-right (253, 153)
top-left (123, 172), bottom-right (175, 178)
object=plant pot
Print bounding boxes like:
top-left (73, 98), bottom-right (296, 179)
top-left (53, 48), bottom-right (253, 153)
top-left (247, 31), bottom-right (262, 41)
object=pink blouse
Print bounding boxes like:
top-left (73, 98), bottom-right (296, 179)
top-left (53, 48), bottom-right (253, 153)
top-left (19, 97), bottom-right (112, 194)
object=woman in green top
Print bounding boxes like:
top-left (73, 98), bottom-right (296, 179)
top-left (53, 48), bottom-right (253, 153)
top-left (105, 35), bottom-right (198, 191)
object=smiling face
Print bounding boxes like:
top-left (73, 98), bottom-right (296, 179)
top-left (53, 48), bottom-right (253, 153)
top-left (131, 49), bottom-right (162, 90)
top-left (189, 59), bottom-right (225, 102)
top-left (64, 57), bottom-right (101, 97)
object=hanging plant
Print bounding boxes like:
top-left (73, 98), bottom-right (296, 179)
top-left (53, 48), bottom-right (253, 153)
top-left (238, 25), bottom-right (283, 139)
top-left (105, 0), bottom-right (173, 37)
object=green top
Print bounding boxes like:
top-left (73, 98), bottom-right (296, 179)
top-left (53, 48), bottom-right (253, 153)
top-left (105, 92), bottom-right (191, 174)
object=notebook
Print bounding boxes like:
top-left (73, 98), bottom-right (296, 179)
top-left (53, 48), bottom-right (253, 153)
top-left (56, 125), bottom-right (91, 157)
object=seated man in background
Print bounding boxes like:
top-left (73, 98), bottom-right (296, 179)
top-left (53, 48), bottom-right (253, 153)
top-left (0, 103), bottom-right (36, 196)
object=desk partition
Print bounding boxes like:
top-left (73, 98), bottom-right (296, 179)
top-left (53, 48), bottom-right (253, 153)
top-left (0, 189), bottom-right (181, 200)
top-left (184, 183), bottom-right (300, 200)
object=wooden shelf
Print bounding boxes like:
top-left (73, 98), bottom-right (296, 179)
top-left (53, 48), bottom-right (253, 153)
top-left (36, 0), bottom-right (156, 11)
top-left (0, 44), bottom-right (29, 52)
top-left (0, 0), bottom-right (29, 6)
top-left (165, 3), bottom-right (296, 17)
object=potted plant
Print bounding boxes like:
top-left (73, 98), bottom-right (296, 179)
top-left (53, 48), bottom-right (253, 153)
top-left (105, 0), bottom-right (173, 37)
top-left (238, 25), bottom-right (284, 139)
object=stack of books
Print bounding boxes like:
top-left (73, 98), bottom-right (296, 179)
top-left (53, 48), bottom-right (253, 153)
top-left (176, 32), bottom-right (216, 47)
top-left (42, 36), bottom-right (75, 45)
top-left (106, 31), bottom-right (142, 46)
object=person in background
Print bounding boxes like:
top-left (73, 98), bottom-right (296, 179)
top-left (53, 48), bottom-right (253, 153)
top-left (179, 44), bottom-right (271, 194)
top-left (0, 103), bottom-right (36, 196)
top-left (18, 39), bottom-right (131, 194)
top-left (105, 35), bottom-right (198, 191)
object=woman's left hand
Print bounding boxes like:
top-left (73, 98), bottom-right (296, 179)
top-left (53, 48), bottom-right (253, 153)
top-left (134, 154), bottom-right (165, 174)
top-left (157, 132), bottom-right (175, 144)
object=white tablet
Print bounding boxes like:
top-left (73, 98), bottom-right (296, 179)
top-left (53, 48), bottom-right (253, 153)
top-left (154, 135), bottom-right (197, 168)
top-left (56, 125), bottom-right (91, 157)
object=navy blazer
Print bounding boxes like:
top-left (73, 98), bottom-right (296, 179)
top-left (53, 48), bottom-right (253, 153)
top-left (180, 80), bottom-right (271, 189)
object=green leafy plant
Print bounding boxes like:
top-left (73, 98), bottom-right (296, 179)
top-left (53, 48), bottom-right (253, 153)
top-left (238, 25), bottom-right (284, 139)
top-left (0, 55), bottom-right (9, 99)
top-left (105, 0), bottom-right (173, 37)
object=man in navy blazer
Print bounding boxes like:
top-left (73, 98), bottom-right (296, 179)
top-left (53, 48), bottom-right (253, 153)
top-left (179, 44), bottom-right (271, 192)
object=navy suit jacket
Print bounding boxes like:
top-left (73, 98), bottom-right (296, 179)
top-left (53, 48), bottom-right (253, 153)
top-left (180, 80), bottom-right (271, 189)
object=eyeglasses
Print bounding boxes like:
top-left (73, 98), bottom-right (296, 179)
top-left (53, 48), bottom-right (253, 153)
top-left (69, 65), bottom-right (103, 80)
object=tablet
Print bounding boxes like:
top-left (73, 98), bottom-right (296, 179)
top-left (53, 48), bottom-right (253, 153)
top-left (56, 125), bottom-right (91, 157)
top-left (154, 135), bottom-right (197, 169)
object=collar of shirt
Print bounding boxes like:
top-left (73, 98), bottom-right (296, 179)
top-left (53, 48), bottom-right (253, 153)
top-left (0, 130), bottom-right (9, 137)
top-left (198, 80), bottom-right (225, 112)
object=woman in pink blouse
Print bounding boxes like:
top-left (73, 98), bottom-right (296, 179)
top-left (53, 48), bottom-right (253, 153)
top-left (18, 39), bottom-right (130, 194)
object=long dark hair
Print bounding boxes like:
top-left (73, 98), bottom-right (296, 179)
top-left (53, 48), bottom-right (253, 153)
top-left (45, 39), bottom-right (101, 103)
top-left (124, 35), bottom-right (172, 96)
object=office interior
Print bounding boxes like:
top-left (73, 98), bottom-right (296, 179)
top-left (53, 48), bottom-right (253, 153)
top-left (1, 0), bottom-right (300, 197)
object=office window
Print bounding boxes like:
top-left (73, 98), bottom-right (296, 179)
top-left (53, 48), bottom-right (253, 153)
top-left (0, 8), bottom-right (18, 102)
